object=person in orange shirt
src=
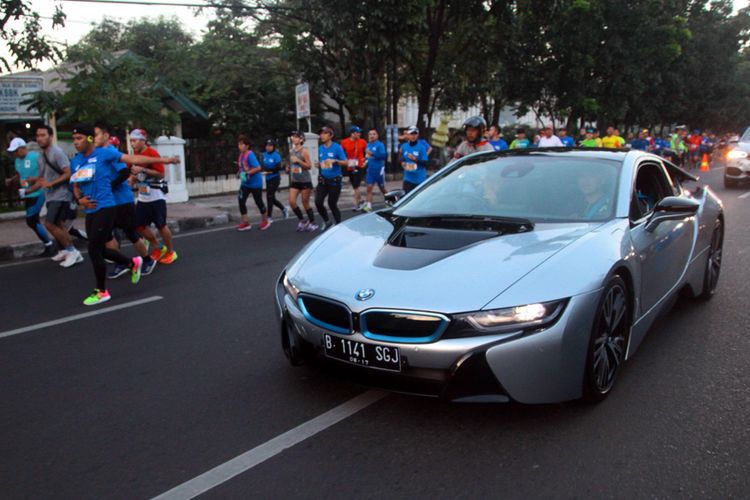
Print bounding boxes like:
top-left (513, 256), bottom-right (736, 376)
top-left (340, 125), bottom-right (368, 211)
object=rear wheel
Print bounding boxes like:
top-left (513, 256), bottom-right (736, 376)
top-left (724, 176), bottom-right (737, 189)
top-left (583, 275), bottom-right (630, 402)
top-left (697, 218), bottom-right (723, 300)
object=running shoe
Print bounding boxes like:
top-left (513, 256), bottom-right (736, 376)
top-left (259, 220), bottom-right (272, 231)
top-left (362, 203), bottom-right (372, 213)
top-left (237, 222), bottom-right (252, 231)
top-left (150, 245), bottom-right (167, 261)
top-left (38, 244), bottom-right (56, 258)
top-left (319, 221), bottom-right (330, 232)
top-left (51, 249), bottom-right (68, 262)
top-left (60, 250), bottom-right (83, 268)
top-left (296, 221), bottom-right (306, 232)
top-left (107, 264), bottom-right (130, 279)
top-left (305, 222), bottom-right (319, 232)
top-left (142, 258), bottom-right (157, 276)
top-left (131, 256), bottom-right (143, 284)
top-left (159, 250), bottom-right (178, 265)
top-left (83, 289), bottom-right (111, 306)
top-left (283, 207), bottom-right (290, 219)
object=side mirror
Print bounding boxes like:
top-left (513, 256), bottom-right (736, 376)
top-left (384, 189), bottom-right (406, 207)
top-left (645, 196), bottom-right (699, 232)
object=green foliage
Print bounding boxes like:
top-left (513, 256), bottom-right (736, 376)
top-left (1, 0), bottom-right (66, 72)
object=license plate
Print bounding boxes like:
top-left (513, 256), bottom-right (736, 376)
top-left (323, 334), bottom-right (401, 372)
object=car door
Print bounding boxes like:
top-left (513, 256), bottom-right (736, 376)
top-left (628, 160), bottom-right (696, 314)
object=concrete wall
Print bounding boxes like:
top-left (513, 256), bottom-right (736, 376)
top-left (187, 173), bottom-right (292, 197)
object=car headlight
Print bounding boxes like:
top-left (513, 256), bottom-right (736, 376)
top-left (727, 150), bottom-right (748, 160)
top-left (444, 300), bottom-right (568, 339)
top-left (282, 273), bottom-right (300, 301)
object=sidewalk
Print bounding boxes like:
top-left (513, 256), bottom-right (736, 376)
top-left (0, 180), bottom-right (402, 261)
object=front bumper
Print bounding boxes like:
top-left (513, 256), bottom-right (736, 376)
top-left (725, 158), bottom-right (750, 180)
top-left (274, 279), bottom-right (601, 404)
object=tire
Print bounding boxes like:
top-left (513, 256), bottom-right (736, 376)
top-left (724, 176), bottom-right (737, 189)
top-left (696, 218), bottom-right (723, 301)
top-left (583, 275), bottom-right (630, 402)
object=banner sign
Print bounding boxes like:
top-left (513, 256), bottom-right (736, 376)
top-left (295, 82), bottom-right (310, 119)
top-left (0, 77), bottom-right (44, 119)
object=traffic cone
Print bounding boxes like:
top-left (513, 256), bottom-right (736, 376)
top-left (700, 153), bottom-right (710, 172)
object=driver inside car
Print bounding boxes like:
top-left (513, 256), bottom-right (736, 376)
top-left (577, 168), bottom-right (612, 220)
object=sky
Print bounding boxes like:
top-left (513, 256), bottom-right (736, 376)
top-left (3, 0), bottom-right (750, 73)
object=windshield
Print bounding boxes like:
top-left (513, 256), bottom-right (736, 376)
top-left (741, 127), bottom-right (750, 143)
top-left (393, 154), bottom-right (621, 223)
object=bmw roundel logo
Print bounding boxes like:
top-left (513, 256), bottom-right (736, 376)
top-left (355, 288), bottom-right (375, 301)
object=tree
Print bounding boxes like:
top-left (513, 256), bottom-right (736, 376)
top-left (1, 0), bottom-right (66, 72)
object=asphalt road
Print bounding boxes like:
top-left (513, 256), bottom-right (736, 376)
top-left (1, 166), bottom-right (749, 499)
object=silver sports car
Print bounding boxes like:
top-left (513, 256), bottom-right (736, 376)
top-left (275, 149), bottom-right (724, 403)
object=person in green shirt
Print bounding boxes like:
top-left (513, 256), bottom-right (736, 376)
top-left (580, 129), bottom-right (599, 147)
top-left (670, 125), bottom-right (689, 166)
top-left (510, 129), bottom-right (530, 149)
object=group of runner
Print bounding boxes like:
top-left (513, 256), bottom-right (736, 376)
top-left (236, 125), bottom-right (399, 233)
top-left (5, 124), bottom-right (179, 306)
top-left (451, 115), bottom-right (726, 170)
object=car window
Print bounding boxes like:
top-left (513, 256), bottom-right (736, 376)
top-left (630, 162), bottom-right (673, 221)
top-left (741, 127), bottom-right (750, 143)
top-left (393, 155), bottom-right (621, 223)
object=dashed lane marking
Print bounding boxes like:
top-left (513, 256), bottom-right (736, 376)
top-left (0, 296), bottom-right (164, 339)
top-left (738, 191), bottom-right (750, 199)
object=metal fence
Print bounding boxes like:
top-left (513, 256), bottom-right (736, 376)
top-left (184, 139), bottom-right (238, 180)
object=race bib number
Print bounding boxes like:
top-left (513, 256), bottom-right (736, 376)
top-left (239, 171), bottom-right (247, 182)
top-left (138, 183), bottom-right (151, 195)
top-left (70, 166), bottom-right (95, 183)
top-left (292, 167), bottom-right (302, 174)
top-left (403, 162), bottom-right (417, 172)
top-left (321, 159), bottom-right (334, 170)
top-left (347, 159), bottom-right (359, 169)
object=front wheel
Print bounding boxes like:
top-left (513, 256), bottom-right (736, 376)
top-left (696, 218), bottom-right (723, 300)
top-left (583, 275), bottom-right (630, 402)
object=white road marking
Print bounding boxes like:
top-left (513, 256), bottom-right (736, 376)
top-left (738, 191), bottom-right (750, 199)
top-left (152, 389), bottom-right (388, 500)
top-left (0, 296), bottom-right (164, 339)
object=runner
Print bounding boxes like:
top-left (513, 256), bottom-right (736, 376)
top-left (363, 128), bottom-right (387, 212)
top-left (315, 126), bottom-right (347, 231)
top-left (558, 128), bottom-right (576, 147)
top-left (486, 124), bottom-right (509, 151)
top-left (687, 129), bottom-right (703, 169)
top-left (614, 128), bottom-right (626, 148)
top-left (601, 126), bottom-right (620, 149)
top-left (580, 128), bottom-right (599, 147)
top-left (262, 139), bottom-right (287, 226)
top-left (31, 125), bottom-right (83, 267)
top-left (5, 137), bottom-right (54, 256)
top-left (340, 126), bottom-right (367, 211)
top-left (454, 116), bottom-right (493, 159)
top-left (509, 129), bottom-right (530, 149)
top-left (629, 129), bottom-right (651, 151)
top-left (69, 123), bottom-right (178, 306)
top-left (537, 125), bottom-right (564, 147)
top-left (236, 134), bottom-right (268, 231)
top-left (670, 125), bottom-right (689, 167)
top-left (400, 126), bottom-right (429, 193)
top-left (92, 125), bottom-right (156, 279)
top-left (129, 129), bottom-right (178, 261)
top-left (287, 131), bottom-right (317, 231)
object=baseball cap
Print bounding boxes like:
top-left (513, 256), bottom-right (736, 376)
top-left (349, 125), bottom-right (362, 134)
top-left (108, 136), bottom-right (121, 148)
top-left (265, 139), bottom-right (276, 147)
top-left (586, 128), bottom-right (595, 134)
top-left (319, 126), bottom-right (334, 136)
top-left (290, 130), bottom-right (304, 137)
top-left (6, 137), bottom-right (26, 152)
top-left (129, 129), bottom-right (148, 141)
top-left (406, 126), bottom-right (419, 135)
top-left (72, 123), bottom-right (95, 137)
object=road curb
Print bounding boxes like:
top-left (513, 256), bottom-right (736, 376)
top-left (0, 211), bottom-right (232, 262)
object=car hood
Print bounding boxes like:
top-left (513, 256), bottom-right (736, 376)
top-left (287, 214), bottom-right (603, 314)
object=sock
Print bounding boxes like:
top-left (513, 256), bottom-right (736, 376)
top-left (306, 208), bottom-right (315, 223)
top-left (293, 206), bottom-right (304, 220)
top-left (65, 245), bottom-right (76, 252)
